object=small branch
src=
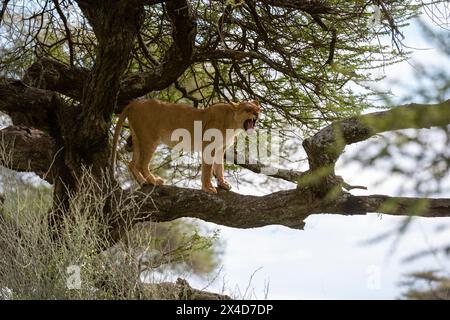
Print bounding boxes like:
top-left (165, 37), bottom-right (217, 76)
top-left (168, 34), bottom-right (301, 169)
top-left (377, 1), bottom-right (405, 52)
top-left (257, 0), bottom-right (335, 14)
top-left (232, 150), bottom-right (305, 183)
top-left (52, 0), bottom-right (74, 66)
top-left (343, 182), bottom-right (367, 191)
top-left (137, 32), bottom-right (159, 66)
top-left (311, 14), bottom-right (336, 65)
top-left (0, 0), bottom-right (10, 26)
top-left (174, 80), bottom-right (200, 107)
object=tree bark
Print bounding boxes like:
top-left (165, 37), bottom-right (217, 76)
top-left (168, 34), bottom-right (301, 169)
top-left (45, 0), bottom-right (145, 232)
top-left (104, 185), bottom-right (450, 245)
top-left (68, 1), bottom-right (144, 176)
top-left (0, 126), bottom-right (56, 183)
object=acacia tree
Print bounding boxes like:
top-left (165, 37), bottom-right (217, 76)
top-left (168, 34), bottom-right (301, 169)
top-left (0, 0), bottom-right (449, 266)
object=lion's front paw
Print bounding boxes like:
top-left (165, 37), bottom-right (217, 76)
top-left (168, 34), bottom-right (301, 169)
top-left (217, 179), bottom-right (232, 191)
top-left (202, 185), bottom-right (218, 194)
top-left (155, 177), bottom-right (165, 185)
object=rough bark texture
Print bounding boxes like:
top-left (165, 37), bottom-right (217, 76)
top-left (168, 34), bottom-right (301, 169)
top-left (109, 185), bottom-right (450, 244)
top-left (0, 78), bottom-right (67, 132)
top-left (0, 126), bottom-right (56, 183)
top-left (70, 0), bottom-right (145, 173)
top-left (23, 57), bottom-right (89, 101)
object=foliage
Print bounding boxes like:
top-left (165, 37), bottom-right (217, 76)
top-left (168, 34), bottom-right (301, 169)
top-left (0, 0), bottom-right (428, 133)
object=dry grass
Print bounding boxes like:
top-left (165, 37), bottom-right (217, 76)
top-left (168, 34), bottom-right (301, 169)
top-left (0, 160), bottom-right (224, 300)
top-left (0, 167), bottom-right (149, 299)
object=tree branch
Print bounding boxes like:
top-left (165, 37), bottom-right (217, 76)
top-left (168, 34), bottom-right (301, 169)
top-left (0, 77), bottom-right (68, 132)
top-left (117, 0), bottom-right (197, 105)
top-left (106, 185), bottom-right (450, 245)
top-left (0, 126), bottom-right (56, 183)
top-left (232, 149), bottom-right (305, 183)
top-left (23, 0), bottom-right (197, 108)
top-left (303, 99), bottom-right (450, 193)
top-left (257, 0), bottom-right (335, 14)
top-left (51, 0), bottom-right (74, 66)
top-left (22, 58), bottom-right (88, 101)
top-left (327, 194), bottom-right (450, 218)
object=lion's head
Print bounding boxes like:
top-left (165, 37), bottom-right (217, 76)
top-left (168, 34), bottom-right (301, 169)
top-left (230, 100), bottom-right (261, 133)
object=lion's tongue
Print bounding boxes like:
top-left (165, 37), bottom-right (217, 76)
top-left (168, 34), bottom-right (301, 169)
top-left (245, 119), bottom-right (255, 135)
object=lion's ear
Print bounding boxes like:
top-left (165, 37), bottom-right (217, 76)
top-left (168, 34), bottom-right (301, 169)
top-left (230, 101), bottom-right (239, 109)
top-left (251, 99), bottom-right (260, 106)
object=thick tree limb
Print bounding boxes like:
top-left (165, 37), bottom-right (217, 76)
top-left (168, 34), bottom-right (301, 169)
top-left (0, 126), bottom-right (56, 183)
top-left (327, 194), bottom-right (450, 218)
top-left (304, 99), bottom-right (450, 171)
top-left (0, 77), bottom-right (68, 132)
top-left (106, 185), bottom-right (450, 244)
top-left (23, 57), bottom-right (88, 101)
top-left (303, 99), bottom-right (450, 193)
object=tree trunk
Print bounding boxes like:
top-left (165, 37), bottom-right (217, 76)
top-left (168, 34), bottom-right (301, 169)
top-left (49, 1), bottom-right (144, 233)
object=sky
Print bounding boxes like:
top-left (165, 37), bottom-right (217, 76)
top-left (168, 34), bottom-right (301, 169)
top-left (180, 12), bottom-right (450, 299)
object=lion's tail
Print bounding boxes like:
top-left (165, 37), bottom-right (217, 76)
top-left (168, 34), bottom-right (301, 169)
top-left (111, 105), bottom-right (130, 174)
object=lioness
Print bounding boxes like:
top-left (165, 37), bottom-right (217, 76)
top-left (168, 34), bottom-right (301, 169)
top-left (111, 99), bottom-right (260, 193)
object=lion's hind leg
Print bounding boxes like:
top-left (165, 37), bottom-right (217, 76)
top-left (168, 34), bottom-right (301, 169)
top-left (128, 130), bottom-right (147, 185)
top-left (212, 148), bottom-right (232, 191)
top-left (137, 140), bottom-right (164, 186)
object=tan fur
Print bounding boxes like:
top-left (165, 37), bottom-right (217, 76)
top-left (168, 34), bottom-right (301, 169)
top-left (111, 99), bottom-right (260, 193)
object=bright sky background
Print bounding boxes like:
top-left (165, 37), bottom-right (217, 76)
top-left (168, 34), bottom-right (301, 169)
top-left (181, 12), bottom-right (450, 299)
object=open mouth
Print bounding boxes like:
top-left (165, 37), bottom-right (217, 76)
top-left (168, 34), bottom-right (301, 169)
top-left (243, 118), bottom-right (257, 130)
